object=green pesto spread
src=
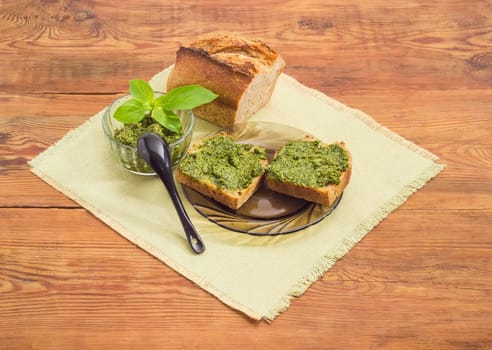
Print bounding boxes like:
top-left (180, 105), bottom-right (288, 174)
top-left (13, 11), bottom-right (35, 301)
top-left (114, 116), bottom-right (182, 147)
top-left (178, 134), bottom-right (267, 191)
top-left (266, 140), bottom-right (349, 188)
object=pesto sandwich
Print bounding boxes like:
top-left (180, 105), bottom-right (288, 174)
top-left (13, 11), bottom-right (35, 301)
top-left (265, 136), bottom-right (352, 206)
top-left (176, 133), bottom-right (268, 210)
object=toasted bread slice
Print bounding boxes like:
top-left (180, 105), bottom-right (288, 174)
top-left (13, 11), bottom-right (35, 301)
top-left (265, 137), bottom-right (352, 206)
top-left (176, 133), bottom-right (268, 210)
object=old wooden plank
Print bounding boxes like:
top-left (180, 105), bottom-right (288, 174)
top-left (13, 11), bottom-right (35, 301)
top-left (0, 90), bottom-right (489, 209)
top-left (0, 207), bottom-right (490, 349)
top-left (0, 0), bottom-right (491, 93)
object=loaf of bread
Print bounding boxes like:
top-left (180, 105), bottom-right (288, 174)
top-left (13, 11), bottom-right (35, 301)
top-left (176, 133), bottom-right (268, 210)
top-left (265, 137), bottom-right (352, 207)
top-left (167, 33), bottom-right (285, 127)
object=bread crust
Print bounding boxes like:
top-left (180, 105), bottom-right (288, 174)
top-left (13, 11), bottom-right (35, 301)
top-left (176, 167), bottom-right (265, 210)
top-left (167, 33), bottom-right (285, 127)
top-left (265, 141), bottom-right (352, 207)
top-left (169, 46), bottom-right (251, 108)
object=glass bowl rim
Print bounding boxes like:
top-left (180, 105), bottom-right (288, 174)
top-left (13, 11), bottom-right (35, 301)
top-left (101, 91), bottom-right (195, 151)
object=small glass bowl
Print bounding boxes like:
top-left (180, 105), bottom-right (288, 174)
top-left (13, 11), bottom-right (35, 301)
top-left (102, 93), bottom-right (195, 175)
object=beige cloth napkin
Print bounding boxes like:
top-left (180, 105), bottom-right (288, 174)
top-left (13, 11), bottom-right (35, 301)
top-left (29, 67), bottom-right (444, 321)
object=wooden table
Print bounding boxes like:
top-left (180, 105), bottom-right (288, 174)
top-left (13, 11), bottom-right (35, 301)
top-left (1, 1), bottom-right (491, 348)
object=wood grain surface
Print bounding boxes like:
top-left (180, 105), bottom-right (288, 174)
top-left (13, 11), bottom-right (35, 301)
top-left (1, 0), bottom-right (491, 349)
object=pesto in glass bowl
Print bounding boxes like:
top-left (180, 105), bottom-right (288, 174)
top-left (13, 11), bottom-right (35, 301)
top-left (102, 93), bottom-right (195, 176)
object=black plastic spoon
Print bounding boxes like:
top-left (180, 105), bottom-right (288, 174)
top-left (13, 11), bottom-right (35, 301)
top-left (137, 133), bottom-right (205, 254)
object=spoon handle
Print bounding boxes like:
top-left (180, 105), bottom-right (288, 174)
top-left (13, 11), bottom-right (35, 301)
top-left (158, 163), bottom-right (206, 254)
top-left (137, 133), bottom-right (205, 254)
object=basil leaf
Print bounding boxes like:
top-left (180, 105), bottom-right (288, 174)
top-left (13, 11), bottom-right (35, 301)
top-left (129, 79), bottom-right (154, 103)
top-left (164, 111), bottom-right (182, 133)
top-left (152, 107), bottom-right (181, 133)
top-left (113, 99), bottom-right (150, 123)
top-left (155, 85), bottom-right (218, 110)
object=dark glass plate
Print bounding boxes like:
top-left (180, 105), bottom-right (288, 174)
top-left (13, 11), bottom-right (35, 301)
top-left (180, 122), bottom-right (343, 236)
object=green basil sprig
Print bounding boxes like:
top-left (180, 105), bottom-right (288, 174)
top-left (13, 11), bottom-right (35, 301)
top-left (114, 79), bottom-right (218, 133)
